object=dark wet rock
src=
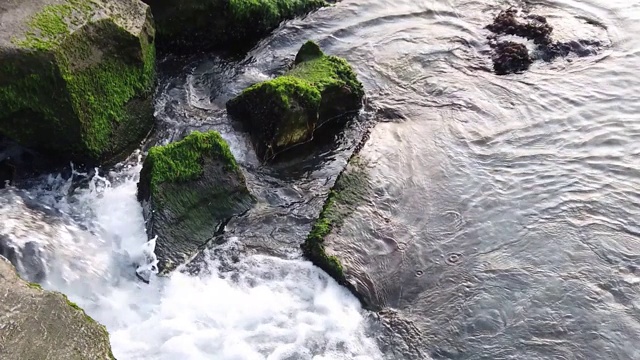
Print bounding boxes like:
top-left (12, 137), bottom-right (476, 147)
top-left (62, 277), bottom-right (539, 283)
top-left (142, 0), bottom-right (327, 53)
top-left (137, 131), bottom-right (255, 274)
top-left (491, 41), bottom-right (532, 75)
top-left (0, 161), bottom-right (14, 188)
top-left (0, 136), bottom-right (58, 187)
top-left (0, 0), bottom-right (156, 165)
top-left (536, 39), bottom-right (602, 62)
top-left (486, 8), bottom-right (604, 74)
top-left (0, 256), bottom-right (114, 359)
top-left (486, 8), bottom-right (553, 45)
top-left (227, 41), bottom-right (364, 162)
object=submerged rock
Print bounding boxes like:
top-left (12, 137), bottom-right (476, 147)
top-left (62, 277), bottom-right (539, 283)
top-left (0, 0), bottom-right (156, 164)
top-left (137, 131), bottom-right (255, 273)
top-left (227, 41), bottom-right (364, 161)
top-left (0, 256), bottom-right (114, 359)
top-left (143, 0), bottom-right (327, 53)
top-left (301, 154), bottom-right (372, 306)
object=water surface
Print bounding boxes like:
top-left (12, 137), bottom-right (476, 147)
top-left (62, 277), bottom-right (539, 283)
top-left (2, 0), bottom-right (640, 358)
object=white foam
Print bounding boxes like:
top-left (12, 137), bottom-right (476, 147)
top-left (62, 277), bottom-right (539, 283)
top-left (8, 164), bottom-right (382, 360)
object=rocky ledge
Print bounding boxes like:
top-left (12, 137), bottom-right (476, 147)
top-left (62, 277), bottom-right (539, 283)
top-left (227, 41), bottom-right (364, 161)
top-left (0, 0), bottom-right (156, 164)
top-left (143, 0), bottom-right (328, 53)
top-left (137, 131), bottom-right (255, 274)
top-left (0, 256), bottom-right (114, 359)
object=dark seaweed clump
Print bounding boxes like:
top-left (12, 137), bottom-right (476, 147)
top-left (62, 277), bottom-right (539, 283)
top-left (491, 41), bottom-right (533, 75)
top-left (486, 8), bottom-right (553, 45)
top-left (485, 8), bottom-right (603, 74)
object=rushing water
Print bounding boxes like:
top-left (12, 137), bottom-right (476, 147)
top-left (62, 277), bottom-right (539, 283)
top-left (2, 0), bottom-right (640, 358)
top-left (1, 163), bottom-right (382, 359)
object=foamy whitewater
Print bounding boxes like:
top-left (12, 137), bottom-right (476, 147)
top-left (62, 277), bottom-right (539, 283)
top-left (2, 157), bottom-right (382, 360)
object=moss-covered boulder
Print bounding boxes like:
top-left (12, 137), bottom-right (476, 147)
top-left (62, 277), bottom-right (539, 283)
top-left (137, 131), bottom-right (255, 273)
top-left (0, 0), bottom-right (156, 164)
top-left (0, 256), bottom-right (114, 359)
top-left (227, 41), bottom-right (364, 161)
top-left (142, 0), bottom-right (327, 53)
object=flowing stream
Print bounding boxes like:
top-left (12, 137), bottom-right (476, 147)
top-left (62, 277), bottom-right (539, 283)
top-left (2, 0), bottom-right (640, 359)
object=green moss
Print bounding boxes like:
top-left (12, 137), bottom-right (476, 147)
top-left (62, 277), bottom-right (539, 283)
top-left (27, 282), bottom-right (43, 290)
top-left (229, 0), bottom-right (327, 28)
top-left (15, 0), bottom-right (94, 51)
top-left (237, 41), bottom-right (362, 106)
top-left (56, 19), bottom-right (156, 157)
top-left (143, 131), bottom-right (239, 193)
top-left (287, 43), bottom-right (364, 99)
top-left (302, 156), bottom-right (370, 282)
top-left (1, 2), bottom-right (156, 161)
top-left (151, 0), bottom-right (328, 52)
top-left (245, 76), bottom-right (321, 111)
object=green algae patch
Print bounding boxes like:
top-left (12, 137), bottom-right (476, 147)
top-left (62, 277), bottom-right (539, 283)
top-left (140, 131), bottom-right (239, 195)
top-left (138, 131), bottom-right (255, 273)
top-left (0, 0), bottom-right (156, 164)
top-left (302, 155), bottom-right (370, 283)
top-left (227, 41), bottom-right (364, 161)
top-left (27, 281), bottom-right (43, 290)
top-left (15, 0), bottom-right (94, 51)
top-left (143, 0), bottom-right (327, 53)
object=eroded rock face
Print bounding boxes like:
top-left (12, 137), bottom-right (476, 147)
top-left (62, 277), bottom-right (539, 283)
top-left (0, 0), bottom-right (156, 164)
top-left (227, 41), bottom-right (364, 161)
top-left (137, 131), bottom-right (255, 273)
top-left (142, 0), bottom-right (327, 53)
top-left (0, 256), bottom-right (114, 359)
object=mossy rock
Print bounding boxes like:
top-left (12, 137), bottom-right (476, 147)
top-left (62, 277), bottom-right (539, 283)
top-left (137, 131), bottom-right (255, 273)
top-left (0, 256), bottom-right (114, 359)
top-left (227, 41), bottom-right (364, 161)
top-left (142, 0), bottom-right (328, 53)
top-left (0, 0), bottom-right (156, 164)
top-left (301, 155), bottom-right (369, 297)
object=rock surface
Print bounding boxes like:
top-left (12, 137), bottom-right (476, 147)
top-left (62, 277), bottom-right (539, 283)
top-left (301, 153), bottom-right (374, 307)
top-left (0, 0), bottom-right (156, 164)
top-left (137, 131), bottom-right (255, 273)
top-left (142, 0), bottom-right (327, 53)
top-left (0, 256), bottom-right (114, 359)
top-left (227, 41), bottom-right (364, 161)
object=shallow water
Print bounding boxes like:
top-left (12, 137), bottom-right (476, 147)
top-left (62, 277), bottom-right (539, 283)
top-left (303, 0), bottom-right (640, 358)
top-left (2, 0), bottom-right (640, 358)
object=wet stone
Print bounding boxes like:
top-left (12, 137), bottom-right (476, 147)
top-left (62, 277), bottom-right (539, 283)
top-left (486, 8), bottom-right (553, 44)
top-left (491, 41), bottom-right (533, 75)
